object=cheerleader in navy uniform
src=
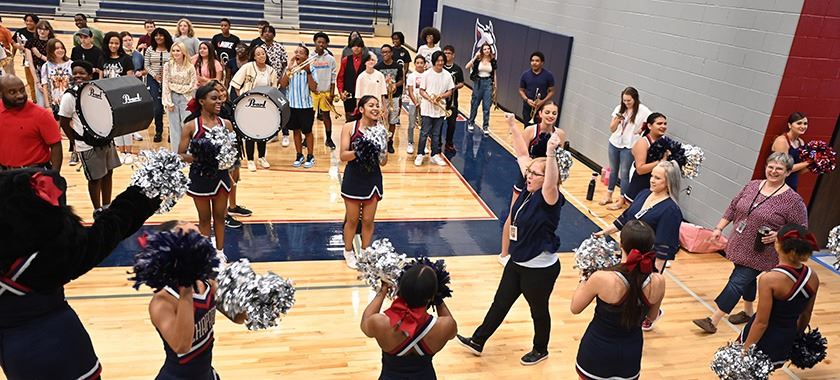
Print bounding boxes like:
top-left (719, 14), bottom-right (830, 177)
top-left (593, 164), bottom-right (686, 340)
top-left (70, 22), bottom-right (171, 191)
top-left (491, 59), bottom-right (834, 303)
top-left (572, 220), bottom-right (665, 380)
top-left (361, 265), bottom-right (457, 379)
top-left (622, 112), bottom-right (669, 205)
top-left (0, 169), bottom-right (161, 379)
top-left (339, 95), bottom-right (388, 268)
top-left (499, 101), bottom-right (565, 266)
top-left (209, 79), bottom-right (252, 229)
top-left (178, 84), bottom-right (235, 256)
top-left (739, 223), bottom-right (820, 369)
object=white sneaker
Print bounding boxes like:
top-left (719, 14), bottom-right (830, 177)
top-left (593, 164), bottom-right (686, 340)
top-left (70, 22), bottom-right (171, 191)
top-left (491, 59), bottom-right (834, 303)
top-left (414, 155), bottom-right (424, 166)
top-left (406, 143), bottom-right (414, 154)
top-left (123, 153), bottom-right (135, 164)
top-left (257, 157), bottom-right (270, 168)
top-left (247, 161), bottom-right (257, 172)
top-left (132, 132), bottom-right (144, 141)
top-left (498, 254), bottom-right (510, 266)
top-left (343, 250), bottom-right (358, 269)
top-left (432, 155), bottom-right (447, 166)
top-left (281, 136), bottom-right (290, 147)
top-left (467, 122), bottom-right (475, 132)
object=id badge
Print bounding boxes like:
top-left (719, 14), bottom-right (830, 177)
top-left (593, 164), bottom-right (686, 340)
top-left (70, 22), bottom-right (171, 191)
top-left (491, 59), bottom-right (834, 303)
top-left (509, 225), bottom-right (518, 241)
top-left (735, 220), bottom-right (747, 234)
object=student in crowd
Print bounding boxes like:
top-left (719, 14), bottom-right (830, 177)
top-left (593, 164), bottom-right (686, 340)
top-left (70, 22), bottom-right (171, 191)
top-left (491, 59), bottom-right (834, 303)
top-left (404, 55), bottom-right (426, 155)
top-left (258, 25), bottom-right (290, 146)
top-left (163, 42), bottom-right (198, 152)
top-left (192, 41), bottom-right (223, 87)
top-left (518, 51), bottom-right (555, 125)
top-left (417, 27), bottom-right (441, 69)
top-left (120, 30), bottom-right (148, 149)
top-left (280, 45), bottom-right (318, 168)
top-left (25, 19), bottom-right (54, 107)
top-left (137, 19), bottom-right (155, 52)
top-left (225, 42), bottom-right (249, 94)
top-left (337, 37), bottom-right (367, 121)
top-left (355, 53), bottom-right (387, 112)
top-left (229, 44), bottom-right (279, 171)
top-left (174, 18), bottom-right (201, 57)
top-left (249, 20), bottom-right (270, 47)
top-left (310, 31), bottom-right (338, 150)
top-left (415, 51), bottom-right (454, 167)
top-left (103, 31), bottom-right (137, 163)
top-left (211, 18), bottom-right (240, 65)
top-left (602, 87), bottom-right (651, 210)
top-left (341, 31), bottom-right (364, 59)
top-left (143, 27), bottom-right (173, 143)
top-left (375, 44), bottom-right (404, 154)
top-left (12, 14), bottom-right (39, 98)
top-left (390, 31), bottom-right (412, 81)
top-left (465, 42), bottom-right (497, 136)
top-left (72, 14), bottom-right (103, 48)
top-left (0, 17), bottom-right (13, 75)
top-left (70, 28), bottom-right (104, 78)
top-left (442, 45), bottom-right (464, 152)
top-left (39, 38), bottom-right (72, 120)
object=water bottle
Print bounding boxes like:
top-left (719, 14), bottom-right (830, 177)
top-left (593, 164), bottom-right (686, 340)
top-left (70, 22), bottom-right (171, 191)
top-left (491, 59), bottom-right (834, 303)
top-left (586, 172), bottom-right (598, 201)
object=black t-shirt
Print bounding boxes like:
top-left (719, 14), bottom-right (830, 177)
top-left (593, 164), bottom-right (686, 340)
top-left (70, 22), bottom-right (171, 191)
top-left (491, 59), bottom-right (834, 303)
top-left (24, 38), bottom-right (48, 68)
top-left (392, 46), bottom-right (411, 70)
top-left (71, 45), bottom-right (104, 68)
top-left (374, 60), bottom-right (404, 98)
top-left (250, 37), bottom-right (264, 48)
top-left (102, 54), bottom-right (135, 78)
top-left (13, 28), bottom-right (35, 47)
top-left (211, 33), bottom-right (240, 65)
top-left (444, 63), bottom-right (464, 108)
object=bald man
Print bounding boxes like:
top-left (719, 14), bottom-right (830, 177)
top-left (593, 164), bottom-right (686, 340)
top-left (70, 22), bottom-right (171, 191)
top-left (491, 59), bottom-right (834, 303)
top-left (0, 75), bottom-right (63, 171)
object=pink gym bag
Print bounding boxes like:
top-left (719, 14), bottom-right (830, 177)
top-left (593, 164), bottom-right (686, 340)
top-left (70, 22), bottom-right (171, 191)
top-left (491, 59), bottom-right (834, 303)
top-left (679, 223), bottom-right (728, 253)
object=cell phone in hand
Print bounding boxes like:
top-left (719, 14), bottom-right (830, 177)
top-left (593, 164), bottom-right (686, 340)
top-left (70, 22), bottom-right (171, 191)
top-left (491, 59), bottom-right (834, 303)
top-left (615, 113), bottom-right (624, 120)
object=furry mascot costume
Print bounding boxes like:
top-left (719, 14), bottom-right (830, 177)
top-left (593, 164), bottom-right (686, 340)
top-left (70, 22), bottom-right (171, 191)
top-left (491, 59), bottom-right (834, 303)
top-left (0, 168), bottom-right (161, 379)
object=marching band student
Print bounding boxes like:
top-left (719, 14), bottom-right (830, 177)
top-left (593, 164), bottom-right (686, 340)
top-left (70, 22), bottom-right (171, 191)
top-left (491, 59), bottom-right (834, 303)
top-left (280, 45), bottom-right (318, 168)
top-left (341, 31), bottom-right (364, 59)
top-left (404, 55), bottom-right (426, 154)
top-left (337, 37), bottom-right (367, 121)
top-left (162, 42), bottom-right (197, 152)
top-left (442, 45), bottom-right (464, 152)
top-left (310, 32), bottom-right (338, 149)
top-left (390, 32), bottom-right (412, 81)
top-left (518, 51), bottom-right (555, 125)
top-left (417, 27), bottom-right (441, 69)
top-left (415, 51), bottom-right (454, 167)
top-left (375, 44), bottom-right (404, 154)
top-left (229, 44), bottom-right (279, 171)
top-left (355, 53), bottom-right (387, 119)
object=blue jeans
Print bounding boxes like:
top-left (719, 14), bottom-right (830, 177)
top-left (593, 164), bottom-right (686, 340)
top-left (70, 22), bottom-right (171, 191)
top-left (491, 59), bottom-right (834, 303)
top-left (146, 75), bottom-right (164, 136)
top-left (419, 116), bottom-right (444, 156)
top-left (469, 77), bottom-right (493, 129)
top-left (714, 264), bottom-right (760, 313)
top-left (607, 143), bottom-right (633, 194)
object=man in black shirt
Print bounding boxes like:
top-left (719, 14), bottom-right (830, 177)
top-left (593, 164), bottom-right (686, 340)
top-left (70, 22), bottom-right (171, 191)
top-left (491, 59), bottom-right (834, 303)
top-left (249, 20), bottom-right (270, 47)
top-left (442, 45), bottom-right (464, 152)
top-left (390, 32), bottom-right (411, 81)
top-left (70, 28), bottom-right (104, 78)
top-left (374, 44), bottom-right (404, 153)
top-left (211, 18), bottom-right (240, 65)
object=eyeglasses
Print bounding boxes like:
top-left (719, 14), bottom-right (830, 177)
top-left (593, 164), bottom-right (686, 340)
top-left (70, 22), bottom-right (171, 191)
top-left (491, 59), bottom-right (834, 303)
top-left (526, 169), bottom-right (545, 177)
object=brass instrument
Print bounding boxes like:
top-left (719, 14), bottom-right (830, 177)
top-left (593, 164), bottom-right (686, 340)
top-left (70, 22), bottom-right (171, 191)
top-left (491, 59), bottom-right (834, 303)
top-left (491, 83), bottom-right (499, 110)
top-left (529, 89), bottom-right (541, 121)
top-left (285, 55), bottom-right (317, 77)
top-left (430, 94), bottom-right (452, 118)
top-left (382, 75), bottom-right (395, 125)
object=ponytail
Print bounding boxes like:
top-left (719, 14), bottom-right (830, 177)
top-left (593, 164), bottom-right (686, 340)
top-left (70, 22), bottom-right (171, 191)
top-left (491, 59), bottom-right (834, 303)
top-left (183, 84), bottom-right (216, 123)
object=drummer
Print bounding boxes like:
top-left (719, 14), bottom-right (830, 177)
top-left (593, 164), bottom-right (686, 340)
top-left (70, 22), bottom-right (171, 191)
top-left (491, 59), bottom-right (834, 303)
top-left (58, 60), bottom-right (121, 219)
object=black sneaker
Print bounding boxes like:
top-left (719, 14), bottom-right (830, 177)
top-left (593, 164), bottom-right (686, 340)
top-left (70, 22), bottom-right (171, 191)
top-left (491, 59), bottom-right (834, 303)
top-left (153, 134), bottom-right (163, 143)
top-left (520, 350), bottom-right (549, 366)
top-left (227, 205), bottom-right (253, 217)
top-left (387, 139), bottom-right (395, 154)
top-left (456, 335), bottom-right (483, 356)
top-left (325, 139), bottom-right (336, 150)
top-left (225, 214), bottom-right (243, 229)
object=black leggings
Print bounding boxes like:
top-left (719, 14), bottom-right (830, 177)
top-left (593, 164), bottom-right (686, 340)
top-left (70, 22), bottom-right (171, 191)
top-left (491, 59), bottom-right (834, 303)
top-left (472, 260), bottom-right (561, 353)
top-left (245, 140), bottom-right (266, 160)
top-left (445, 107), bottom-right (458, 145)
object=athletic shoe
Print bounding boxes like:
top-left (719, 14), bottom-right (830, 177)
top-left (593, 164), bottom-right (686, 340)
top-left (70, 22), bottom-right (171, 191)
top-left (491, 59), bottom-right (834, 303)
top-left (153, 134), bottom-right (163, 143)
top-left (406, 143), bottom-right (414, 154)
top-left (520, 350), bottom-right (549, 366)
top-left (498, 254), bottom-right (510, 266)
top-left (227, 205), bottom-right (253, 217)
top-left (281, 136), bottom-right (290, 147)
top-left (247, 161), bottom-right (256, 172)
top-left (642, 309), bottom-right (664, 331)
top-left (132, 132), bottom-right (144, 141)
top-left (483, 127), bottom-right (490, 136)
top-left (303, 155), bottom-right (315, 168)
top-left (692, 317), bottom-right (717, 334)
top-left (727, 311), bottom-right (752, 324)
top-left (258, 157), bottom-right (270, 169)
top-left (325, 139), bottom-right (336, 150)
top-left (225, 214), bottom-right (243, 229)
top-left (343, 250), bottom-right (358, 269)
top-left (69, 152), bottom-right (79, 166)
top-left (456, 335), bottom-right (483, 356)
top-left (467, 122), bottom-right (475, 132)
top-left (431, 155), bottom-right (446, 166)
top-left (293, 153), bottom-right (304, 167)
top-left (414, 155), bottom-right (424, 166)
top-left (387, 140), bottom-right (395, 154)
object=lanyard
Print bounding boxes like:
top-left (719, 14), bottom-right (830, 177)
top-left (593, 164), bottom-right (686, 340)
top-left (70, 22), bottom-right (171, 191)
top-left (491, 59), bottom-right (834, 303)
top-left (512, 192), bottom-right (533, 226)
top-left (747, 180), bottom-right (783, 218)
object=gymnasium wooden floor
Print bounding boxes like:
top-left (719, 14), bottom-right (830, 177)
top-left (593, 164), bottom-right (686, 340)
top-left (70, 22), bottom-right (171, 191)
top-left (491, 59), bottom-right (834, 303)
top-left (2, 18), bottom-right (839, 379)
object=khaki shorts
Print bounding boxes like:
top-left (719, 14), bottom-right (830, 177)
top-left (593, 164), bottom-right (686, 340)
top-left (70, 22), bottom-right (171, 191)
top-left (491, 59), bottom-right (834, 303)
top-left (80, 143), bottom-right (121, 181)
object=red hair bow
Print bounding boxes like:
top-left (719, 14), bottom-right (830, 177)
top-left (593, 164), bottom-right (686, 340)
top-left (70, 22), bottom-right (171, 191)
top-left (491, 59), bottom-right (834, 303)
top-left (136, 232), bottom-right (149, 249)
top-left (384, 297), bottom-right (429, 336)
top-left (624, 249), bottom-right (656, 274)
top-left (29, 173), bottom-right (62, 206)
top-left (186, 98), bottom-right (200, 113)
top-left (782, 230), bottom-right (819, 250)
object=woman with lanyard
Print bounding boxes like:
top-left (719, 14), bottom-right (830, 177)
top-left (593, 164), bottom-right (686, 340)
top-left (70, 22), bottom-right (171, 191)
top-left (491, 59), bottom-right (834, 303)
top-left (692, 152), bottom-right (807, 334)
top-left (143, 27), bottom-right (173, 143)
top-left (771, 112), bottom-right (811, 191)
top-left (498, 101), bottom-right (563, 266)
top-left (464, 42), bottom-right (497, 135)
top-left (573, 220), bottom-right (665, 380)
top-left (602, 87), bottom-right (651, 209)
top-left (457, 113), bottom-right (564, 366)
top-left (177, 84), bottom-right (236, 259)
top-left (595, 160), bottom-right (682, 331)
top-left (229, 44), bottom-right (278, 172)
top-left (361, 265), bottom-right (457, 379)
top-left (621, 112), bottom-right (669, 206)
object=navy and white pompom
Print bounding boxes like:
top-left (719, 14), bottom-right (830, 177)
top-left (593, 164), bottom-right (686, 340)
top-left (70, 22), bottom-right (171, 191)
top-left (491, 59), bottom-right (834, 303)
top-left (402, 257), bottom-right (452, 306)
top-left (554, 147), bottom-right (574, 182)
top-left (682, 144), bottom-right (705, 179)
top-left (647, 136), bottom-right (687, 168)
top-left (205, 126), bottom-right (238, 170)
top-left (129, 148), bottom-right (190, 214)
top-left (710, 342), bottom-right (774, 380)
top-left (828, 225), bottom-right (840, 271)
top-left (790, 327), bottom-right (828, 369)
top-left (574, 235), bottom-right (620, 281)
top-left (216, 259), bottom-right (296, 330)
top-left (352, 124), bottom-right (389, 171)
top-left (356, 239), bottom-right (407, 298)
top-left (130, 230), bottom-right (219, 290)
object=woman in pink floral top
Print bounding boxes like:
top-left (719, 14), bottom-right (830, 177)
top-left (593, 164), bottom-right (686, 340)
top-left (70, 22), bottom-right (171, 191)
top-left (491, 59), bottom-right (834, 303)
top-left (692, 152), bottom-right (807, 334)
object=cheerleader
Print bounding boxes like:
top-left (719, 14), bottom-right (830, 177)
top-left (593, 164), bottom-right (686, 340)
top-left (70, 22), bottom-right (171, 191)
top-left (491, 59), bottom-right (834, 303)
top-left (209, 79), bottom-right (252, 229)
top-left (339, 95), bottom-right (388, 268)
top-left (146, 221), bottom-right (247, 379)
top-left (0, 169), bottom-right (160, 379)
top-left (739, 223), bottom-right (820, 369)
top-left (178, 84), bottom-right (235, 256)
top-left (771, 112), bottom-right (810, 191)
top-left (622, 112), bottom-right (669, 203)
top-left (361, 265), bottom-right (457, 379)
top-left (498, 101), bottom-right (564, 266)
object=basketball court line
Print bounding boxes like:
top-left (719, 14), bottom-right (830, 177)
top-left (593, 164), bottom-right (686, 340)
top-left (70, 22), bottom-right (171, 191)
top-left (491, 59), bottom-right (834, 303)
top-left (66, 283), bottom-right (369, 301)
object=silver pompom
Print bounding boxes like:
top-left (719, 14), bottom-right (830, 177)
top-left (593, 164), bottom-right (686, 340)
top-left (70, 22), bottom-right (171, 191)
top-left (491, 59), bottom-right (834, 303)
top-left (554, 147), bottom-right (574, 182)
top-left (205, 126), bottom-right (238, 170)
top-left (682, 144), bottom-right (705, 179)
top-left (216, 259), bottom-right (296, 330)
top-left (355, 239), bottom-right (407, 298)
top-left (828, 225), bottom-right (840, 271)
top-left (710, 342), bottom-right (774, 380)
top-left (365, 124), bottom-right (389, 162)
top-left (129, 148), bottom-right (190, 214)
top-left (574, 235), bottom-right (620, 281)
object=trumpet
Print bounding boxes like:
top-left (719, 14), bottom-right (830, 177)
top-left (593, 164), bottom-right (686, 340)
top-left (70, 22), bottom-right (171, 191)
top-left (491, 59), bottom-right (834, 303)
top-left (286, 55), bottom-right (316, 77)
top-left (429, 94), bottom-right (452, 118)
top-left (529, 89), bottom-right (541, 121)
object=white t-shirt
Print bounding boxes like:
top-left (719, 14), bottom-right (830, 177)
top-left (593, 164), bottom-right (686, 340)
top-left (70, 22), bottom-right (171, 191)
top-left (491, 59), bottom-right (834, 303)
top-left (608, 103), bottom-right (651, 149)
top-left (419, 68), bottom-right (455, 118)
top-left (416, 44), bottom-right (441, 68)
top-left (355, 70), bottom-right (387, 99)
top-left (405, 71), bottom-right (424, 103)
top-left (58, 91), bottom-right (92, 152)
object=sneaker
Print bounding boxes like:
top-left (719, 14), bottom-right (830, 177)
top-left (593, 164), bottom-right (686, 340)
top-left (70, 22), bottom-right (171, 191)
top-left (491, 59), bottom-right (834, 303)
top-left (431, 155), bottom-right (447, 166)
top-left (414, 155), bottom-right (424, 166)
top-left (123, 153), bottom-right (135, 164)
top-left (642, 309), bottom-right (663, 331)
top-left (225, 214), bottom-right (243, 229)
top-left (292, 153), bottom-right (304, 167)
top-left (257, 157), bottom-right (270, 169)
top-left (227, 205), bottom-right (253, 217)
top-left (406, 143), bottom-right (414, 154)
top-left (483, 127), bottom-right (490, 136)
top-left (456, 335), bottom-right (483, 356)
top-left (325, 139), bottom-right (336, 150)
top-left (153, 134), bottom-right (162, 143)
top-left (133, 132), bottom-right (144, 141)
top-left (498, 254), bottom-right (510, 266)
top-left (281, 136), bottom-right (290, 147)
top-left (727, 311), bottom-right (752, 325)
top-left (692, 317), bottom-right (718, 334)
top-left (467, 122), bottom-right (475, 132)
top-left (387, 140), bottom-right (395, 154)
top-left (520, 350), bottom-right (549, 366)
top-left (303, 155), bottom-right (315, 168)
top-left (69, 152), bottom-right (79, 166)
top-left (343, 250), bottom-right (358, 269)
top-left (247, 161), bottom-right (257, 172)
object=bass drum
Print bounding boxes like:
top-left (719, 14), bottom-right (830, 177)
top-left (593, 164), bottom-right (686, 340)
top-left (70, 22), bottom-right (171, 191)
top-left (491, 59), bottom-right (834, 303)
top-left (233, 86), bottom-right (291, 141)
top-left (77, 76), bottom-right (154, 142)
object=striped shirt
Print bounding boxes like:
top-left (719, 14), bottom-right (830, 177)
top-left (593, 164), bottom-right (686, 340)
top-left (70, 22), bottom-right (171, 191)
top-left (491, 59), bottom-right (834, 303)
top-left (144, 49), bottom-right (171, 79)
top-left (287, 70), bottom-right (312, 109)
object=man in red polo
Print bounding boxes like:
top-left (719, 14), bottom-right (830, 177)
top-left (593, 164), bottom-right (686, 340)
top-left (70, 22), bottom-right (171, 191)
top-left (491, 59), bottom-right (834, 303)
top-left (0, 75), bottom-right (63, 172)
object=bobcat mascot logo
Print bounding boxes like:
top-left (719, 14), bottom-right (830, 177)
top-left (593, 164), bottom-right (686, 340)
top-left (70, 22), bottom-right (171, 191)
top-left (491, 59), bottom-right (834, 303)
top-left (472, 19), bottom-right (497, 57)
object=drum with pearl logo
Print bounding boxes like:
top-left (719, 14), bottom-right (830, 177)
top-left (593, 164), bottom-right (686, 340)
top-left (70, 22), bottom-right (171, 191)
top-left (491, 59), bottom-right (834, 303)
top-left (232, 86), bottom-right (291, 141)
top-left (76, 76), bottom-right (153, 145)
